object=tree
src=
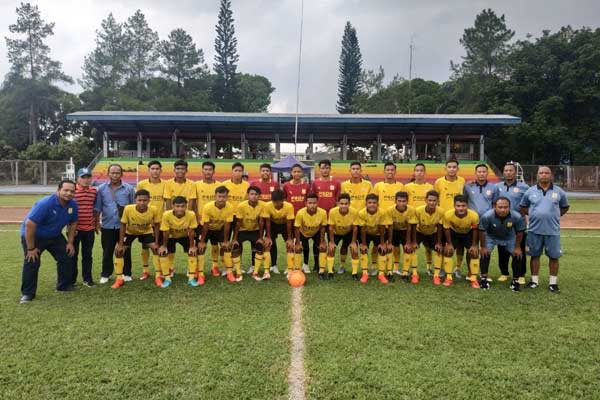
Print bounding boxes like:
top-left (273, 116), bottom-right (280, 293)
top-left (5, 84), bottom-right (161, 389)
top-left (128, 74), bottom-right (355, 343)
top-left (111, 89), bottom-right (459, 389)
top-left (336, 21), bottom-right (363, 114)
top-left (124, 10), bottom-right (160, 81)
top-left (213, 0), bottom-right (240, 111)
top-left (160, 29), bottom-right (207, 87)
top-left (4, 2), bottom-right (72, 144)
top-left (238, 74), bottom-right (274, 112)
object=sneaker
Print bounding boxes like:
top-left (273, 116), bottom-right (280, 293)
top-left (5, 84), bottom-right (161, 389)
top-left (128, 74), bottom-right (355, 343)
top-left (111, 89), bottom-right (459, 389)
top-left (302, 264), bottom-right (311, 274)
top-left (453, 269), bottom-right (462, 279)
top-left (99, 277), bottom-right (109, 284)
top-left (518, 277), bottom-right (526, 285)
top-left (377, 274), bottom-right (389, 284)
top-left (161, 279), bottom-right (171, 288)
top-left (236, 274), bottom-right (243, 282)
top-left (169, 269), bottom-right (174, 278)
top-left (426, 268), bottom-right (433, 277)
top-left (411, 274), bottom-right (419, 284)
top-left (111, 279), bottom-right (124, 289)
top-left (497, 275), bottom-right (510, 282)
top-left (283, 269), bottom-right (289, 275)
top-left (154, 277), bottom-right (163, 287)
top-left (270, 265), bottom-right (280, 274)
top-left (221, 269), bottom-right (228, 277)
top-left (480, 278), bottom-right (490, 290)
top-left (246, 266), bottom-right (254, 274)
top-left (525, 281), bottom-right (539, 289)
top-left (139, 272), bottom-right (150, 281)
top-left (328, 273), bottom-right (334, 280)
top-left (510, 280), bottom-right (520, 292)
top-left (338, 266), bottom-right (346, 274)
top-left (360, 273), bottom-right (369, 284)
top-left (197, 275), bottom-right (206, 285)
top-left (386, 274), bottom-right (394, 282)
top-left (226, 272), bottom-right (236, 282)
top-left (442, 278), bottom-right (453, 287)
top-left (369, 269), bottom-right (378, 276)
top-left (318, 272), bottom-right (326, 280)
top-left (433, 276), bottom-right (441, 286)
top-left (188, 279), bottom-right (199, 287)
top-left (252, 273), bottom-right (263, 281)
top-left (439, 270), bottom-right (446, 279)
top-left (470, 279), bottom-right (480, 289)
top-left (123, 275), bottom-right (133, 282)
top-left (262, 272), bottom-right (271, 280)
top-left (19, 294), bottom-right (34, 304)
top-left (352, 274), bottom-right (359, 281)
top-left (486, 276), bottom-right (493, 282)
top-left (83, 281), bottom-right (95, 288)
top-left (211, 266), bottom-right (220, 277)
top-left (400, 273), bottom-right (410, 282)
top-left (548, 284), bottom-right (560, 294)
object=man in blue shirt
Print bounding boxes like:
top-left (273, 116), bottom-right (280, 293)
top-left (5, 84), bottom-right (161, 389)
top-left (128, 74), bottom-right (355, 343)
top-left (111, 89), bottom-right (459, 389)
top-left (464, 164), bottom-right (494, 217)
top-left (520, 166), bottom-right (569, 293)
top-left (493, 162), bottom-right (530, 284)
top-left (20, 180), bottom-right (79, 303)
top-left (478, 197), bottom-right (526, 291)
top-left (94, 164), bottom-right (135, 283)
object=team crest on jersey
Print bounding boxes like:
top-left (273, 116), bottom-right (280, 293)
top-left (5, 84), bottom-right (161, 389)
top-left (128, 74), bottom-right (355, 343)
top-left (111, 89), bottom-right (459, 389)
top-left (68, 207), bottom-right (73, 214)
top-left (486, 190), bottom-right (492, 196)
top-left (270, 186), bottom-right (274, 192)
top-left (507, 221), bottom-right (513, 228)
top-left (330, 185), bottom-right (334, 191)
top-left (551, 193), bottom-right (558, 199)
top-left (301, 189), bottom-right (306, 194)
top-left (513, 188), bottom-right (520, 193)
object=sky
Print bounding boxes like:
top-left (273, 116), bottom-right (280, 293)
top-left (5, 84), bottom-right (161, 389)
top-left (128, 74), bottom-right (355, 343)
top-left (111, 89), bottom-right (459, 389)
top-left (1, 0), bottom-right (600, 114)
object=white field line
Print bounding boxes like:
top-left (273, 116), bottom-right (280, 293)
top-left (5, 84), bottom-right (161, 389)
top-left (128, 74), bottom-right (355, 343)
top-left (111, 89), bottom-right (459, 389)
top-left (288, 286), bottom-right (306, 400)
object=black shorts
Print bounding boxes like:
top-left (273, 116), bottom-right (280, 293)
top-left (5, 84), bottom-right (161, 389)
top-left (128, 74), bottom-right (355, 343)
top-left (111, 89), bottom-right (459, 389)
top-left (204, 229), bottom-right (224, 245)
top-left (332, 232), bottom-right (353, 248)
top-left (167, 236), bottom-right (191, 253)
top-left (271, 223), bottom-right (289, 241)
top-left (391, 230), bottom-right (408, 247)
top-left (237, 230), bottom-right (260, 245)
top-left (124, 233), bottom-right (155, 247)
top-left (416, 232), bottom-right (437, 249)
top-left (143, 231), bottom-right (163, 249)
top-left (365, 234), bottom-right (381, 247)
top-left (450, 230), bottom-right (473, 250)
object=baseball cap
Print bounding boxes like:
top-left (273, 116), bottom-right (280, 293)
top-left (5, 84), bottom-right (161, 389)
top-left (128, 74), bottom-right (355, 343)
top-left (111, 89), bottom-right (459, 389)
top-left (77, 167), bottom-right (92, 177)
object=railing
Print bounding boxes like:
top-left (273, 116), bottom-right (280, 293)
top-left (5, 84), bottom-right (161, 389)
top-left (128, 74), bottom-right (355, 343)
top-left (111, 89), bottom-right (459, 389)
top-left (0, 160), bottom-right (70, 185)
top-left (520, 165), bottom-right (600, 191)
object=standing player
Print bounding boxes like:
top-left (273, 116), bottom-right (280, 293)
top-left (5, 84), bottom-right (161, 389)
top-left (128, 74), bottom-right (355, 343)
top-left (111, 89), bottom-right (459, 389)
top-left (386, 192), bottom-right (418, 282)
top-left (251, 163), bottom-right (279, 202)
top-left (198, 186), bottom-right (235, 282)
top-left (405, 163), bottom-right (434, 274)
top-left (294, 194), bottom-right (327, 275)
top-left (195, 161), bottom-right (221, 277)
top-left (264, 189), bottom-right (296, 275)
top-left (223, 162), bottom-right (250, 209)
top-left (137, 160), bottom-right (166, 280)
top-left (415, 191), bottom-right (445, 285)
top-left (493, 162), bottom-right (530, 285)
top-left (112, 190), bottom-right (162, 289)
top-left (341, 161), bottom-right (373, 211)
top-left (326, 193), bottom-right (359, 280)
top-left (232, 186), bottom-right (269, 281)
top-left (478, 197), bottom-right (526, 291)
top-left (434, 159), bottom-right (466, 278)
top-left (283, 164), bottom-right (311, 272)
top-left (442, 195), bottom-right (481, 289)
top-left (519, 166), bottom-right (569, 293)
top-left (357, 193), bottom-right (391, 284)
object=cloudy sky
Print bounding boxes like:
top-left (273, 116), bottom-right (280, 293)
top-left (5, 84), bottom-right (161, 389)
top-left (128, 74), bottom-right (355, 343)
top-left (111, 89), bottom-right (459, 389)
top-left (1, 0), bottom-right (599, 114)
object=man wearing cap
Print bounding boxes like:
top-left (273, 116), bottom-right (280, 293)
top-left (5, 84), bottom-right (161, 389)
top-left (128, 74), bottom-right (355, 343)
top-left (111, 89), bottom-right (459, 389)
top-left (20, 180), bottom-right (79, 303)
top-left (71, 168), bottom-right (98, 287)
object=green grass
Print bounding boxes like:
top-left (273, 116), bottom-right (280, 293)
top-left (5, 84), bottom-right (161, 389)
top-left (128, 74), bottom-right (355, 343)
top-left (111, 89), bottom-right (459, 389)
top-left (567, 199), bottom-right (600, 212)
top-left (0, 194), bottom-right (45, 207)
top-left (1, 226), bottom-right (600, 399)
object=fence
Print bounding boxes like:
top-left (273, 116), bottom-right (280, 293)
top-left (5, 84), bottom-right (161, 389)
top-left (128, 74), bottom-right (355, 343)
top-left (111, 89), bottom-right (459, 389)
top-left (0, 160), bottom-right (71, 185)
top-left (521, 165), bottom-right (600, 191)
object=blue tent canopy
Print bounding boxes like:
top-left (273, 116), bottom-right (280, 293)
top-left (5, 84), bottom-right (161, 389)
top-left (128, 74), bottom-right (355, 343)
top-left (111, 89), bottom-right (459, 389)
top-left (271, 155), bottom-right (311, 172)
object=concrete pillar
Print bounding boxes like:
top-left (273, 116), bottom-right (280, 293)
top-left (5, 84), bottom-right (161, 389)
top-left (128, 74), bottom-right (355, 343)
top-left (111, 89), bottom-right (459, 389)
top-left (146, 138), bottom-right (150, 157)
top-left (275, 134), bottom-right (281, 159)
top-left (376, 134), bottom-right (382, 161)
top-left (308, 133), bottom-right (314, 159)
top-left (171, 130), bottom-right (178, 157)
top-left (137, 132), bottom-right (142, 158)
top-left (103, 132), bottom-right (108, 157)
top-left (342, 135), bottom-right (348, 160)
top-left (479, 134), bottom-right (485, 161)
top-left (445, 134), bottom-right (451, 160)
top-left (411, 133), bottom-right (417, 161)
top-left (241, 133), bottom-right (247, 159)
top-left (469, 143), bottom-right (475, 160)
top-left (206, 132), bottom-right (212, 158)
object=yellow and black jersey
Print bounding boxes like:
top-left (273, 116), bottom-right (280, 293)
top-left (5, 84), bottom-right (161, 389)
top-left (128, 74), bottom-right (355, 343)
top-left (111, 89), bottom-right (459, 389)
top-left (201, 201), bottom-right (235, 231)
top-left (136, 179), bottom-right (166, 211)
top-left (235, 200), bottom-right (269, 232)
top-left (443, 209), bottom-right (479, 234)
top-left (121, 205), bottom-right (161, 235)
top-left (386, 204), bottom-right (418, 231)
top-left (372, 181), bottom-right (405, 210)
top-left (405, 182), bottom-right (434, 208)
top-left (223, 179), bottom-right (250, 209)
top-left (328, 206), bottom-right (358, 236)
top-left (295, 207), bottom-right (327, 237)
top-left (160, 210), bottom-right (198, 239)
top-left (164, 178), bottom-right (197, 202)
top-left (264, 201), bottom-right (295, 225)
top-left (195, 180), bottom-right (221, 216)
top-left (341, 180), bottom-right (373, 210)
top-left (415, 205), bottom-right (445, 235)
top-left (357, 208), bottom-right (392, 236)
top-left (434, 176), bottom-right (465, 211)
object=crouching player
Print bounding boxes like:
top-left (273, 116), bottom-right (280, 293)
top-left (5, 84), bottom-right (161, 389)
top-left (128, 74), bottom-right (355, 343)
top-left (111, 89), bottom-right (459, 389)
top-left (113, 190), bottom-right (161, 289)
top-left (357, 193), bottom-right (392, 284)
top-left (158, 196), bottom-right (199, 288)
top-left (326, 193), bottom-right (359, 280)
top-left (198, 186), bottom-right (235, 282)
top-left (294, 193), bottom-right (327, 276)
top-left (478, 197), bottom-right (526, 291)
top-left (264, 189), bottom-right (296, 275)
top-left (415, 191), bottom-right (445, 285)
top-left (443, 195), bottom-right (480, 288)
top-left (387, 191), bottom-right (418, 283)
top-left (232, 186), bottom-right (269, 281)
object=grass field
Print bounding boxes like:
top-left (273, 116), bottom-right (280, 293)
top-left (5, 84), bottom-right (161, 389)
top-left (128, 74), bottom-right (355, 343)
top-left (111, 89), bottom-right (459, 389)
top-left (2, 225), bottom-right (599, 399)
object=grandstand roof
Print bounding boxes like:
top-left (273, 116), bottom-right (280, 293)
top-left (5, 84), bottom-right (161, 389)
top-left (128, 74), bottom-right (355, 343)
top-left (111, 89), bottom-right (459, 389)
top-left (66, 111), bottom-right (521, 142)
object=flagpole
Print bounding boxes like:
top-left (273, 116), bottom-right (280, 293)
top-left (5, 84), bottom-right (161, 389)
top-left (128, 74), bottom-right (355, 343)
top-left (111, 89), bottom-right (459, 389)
top-left (294, 0), bottom-right (304, 156)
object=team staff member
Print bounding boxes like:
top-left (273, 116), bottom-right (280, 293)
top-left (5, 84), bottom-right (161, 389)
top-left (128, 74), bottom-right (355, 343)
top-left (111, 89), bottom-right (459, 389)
top-left (294, 194), bottom-right (327, 275)
top-left (326, 193), bottom-right (359, 279)
top-left (356, 193), bottom-right (392, 284)
top-left (137, 160), bottom-right (166, 280)
top-left (250, 163), bottom-right (279, 202)
top-left (405, 163), bottom-right (434, 273)
top-left (19, 180), bottom-right (79, 303)
top-left (264, 189), bottom-right (296, 274)
top-left (194, 161), bottom-right (221, 276)
top-left (95, 164), bottom-right (135, 284)
top-left (520, 166), bottom-right (569, 293)
top-left (478, 197), bottom-right (526, 291)
top-left (493, 162), bottom-right (530, 285)
top-left (71, 168), bottom-right (97, 287)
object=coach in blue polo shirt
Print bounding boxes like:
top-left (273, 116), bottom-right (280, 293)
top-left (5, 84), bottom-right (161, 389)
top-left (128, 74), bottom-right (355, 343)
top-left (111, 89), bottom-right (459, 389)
top-left (464, 164), bottom-right (495, 217)
top-left (520, 166), bottom-right (569, 293)
top-left (493, 162), bottom-right (530, 284)
top-left (20, 180), bottom-right (79, 303)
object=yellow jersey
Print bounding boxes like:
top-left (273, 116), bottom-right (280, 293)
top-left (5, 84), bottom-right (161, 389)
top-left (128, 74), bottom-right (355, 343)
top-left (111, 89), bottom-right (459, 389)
top-left (341, 179), bottom-right (373, 210)
top-left (235, 200), bottom-right (269, 232)
top-left (386, 204), bottom-right (418, 231)
top-left (195, 180), bottom-right (221, 216)
top-left (223, 179), bottom-right (249, 209)
top-left (443, 209), bottom-right (479, 234)
top-left (136, 179), bottom-right (166, 211)
top-left (294, 207), bottom-right (327, 237)
top-left (328, 206), bottom-right (358, 236)
top-left (160, 210), bottom-right (198, 239)
top-left (372, 181), bottom-right (405, 210)
top-left (264, 201), bottom-right (295, 225)
top-left (357, 208), bottom-right (392, 236)
top-left (415, 205), bottom-right (445, 235)
top-left (434, 176), bottom-right (465, 211)
top-left (201, 201), bottom-right (235, 231)
top-left (164, 178), bottom-right (197, 203)
top-left (121, 204), bottom-right (161, 235)
top-left (405, 182), bottom-right (434, 208)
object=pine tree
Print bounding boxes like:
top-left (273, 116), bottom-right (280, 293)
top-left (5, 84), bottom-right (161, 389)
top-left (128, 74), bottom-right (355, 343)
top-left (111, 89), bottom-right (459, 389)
top-left (336, 21), bottom-right (363, 114)
top-left (160, 28), bottom-right (207, 87)
top-left (124, 10), bottom-right (160, 81)
top-left (213, 0), bottom-right (240, 111)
